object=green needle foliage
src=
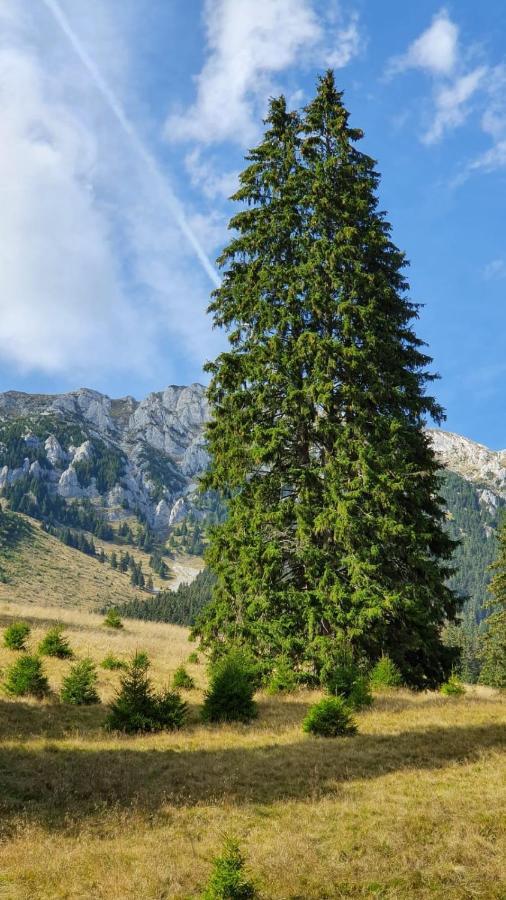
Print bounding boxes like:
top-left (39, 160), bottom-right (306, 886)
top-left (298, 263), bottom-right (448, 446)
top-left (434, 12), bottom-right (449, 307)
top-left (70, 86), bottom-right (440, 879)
top-left (60, 658), bottom-right (100, 705)
top-left (369, 655), bottom-right (403, 690)
top-left (303, 696), bottom-right (357, 737)
top-left (3, 654), bottom-right (50, 698)
top-left (320, 645), bottom-right (372, 709)
top-left (195, 71), bottom-right (460, 689)
top-left (479, 518), bottom-right (506, 688)
top-left (440, 672), bottom-right (466, 696)
top-left (100, 653), bottom-right (128, 671)
top-left (106, 651), bottom-right (187, 733)
top-left (202, 651), bottom-right (258, 724)
top-left (202, 837), bottom-right (257, 900)
top-left (38, 625), bottom-right (73, 659)
top-left (3, 621), bottom-right (31, 651)
top-left (172, 665), bottom-right (195, 690)
top-left (103, 608), bottom-right (123, 629)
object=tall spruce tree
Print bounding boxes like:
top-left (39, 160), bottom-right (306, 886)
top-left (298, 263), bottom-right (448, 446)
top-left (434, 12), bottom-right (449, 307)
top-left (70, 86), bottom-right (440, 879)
top-left (479, 518), bottom-right (506, 688)
top-left (196, 72), bottom-right (460, 688)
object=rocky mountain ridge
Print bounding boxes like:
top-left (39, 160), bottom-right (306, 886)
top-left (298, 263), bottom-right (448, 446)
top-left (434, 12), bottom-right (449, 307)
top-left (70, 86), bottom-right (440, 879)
top-left (1, 383), bottom-right (506, 537)
top-left (0, 385), bottom-right (209, 534)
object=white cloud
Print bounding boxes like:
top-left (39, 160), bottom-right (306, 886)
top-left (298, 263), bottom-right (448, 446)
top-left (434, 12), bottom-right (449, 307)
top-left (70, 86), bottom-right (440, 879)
top-left (423, 67), bottom-right (486, 144)
top-left (388, 9), bottom-right (458, 77)
top-left (166, 0), bottom-right (362, 148)
top-left (471, 140), bottom-right (506, 173)
top-left (185, 149), bottom-right (239, 201)
top-left (483, 259), bottom-right (506, 280)
top-left (0, 0), bottom-right (221, 381)
top-left (387, 9), bottom-right (501, 152)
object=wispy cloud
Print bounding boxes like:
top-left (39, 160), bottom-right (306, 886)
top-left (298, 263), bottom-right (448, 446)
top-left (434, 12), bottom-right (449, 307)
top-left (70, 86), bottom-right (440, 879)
top-left (388, 9), bottom-right (458, 77)
top-left (423, 67), bottom-right (486, 144)
top-left (0, 0), bottom-right (222, 381)
top-left (165, 0), bottom-right (362, 148)
top-left (483, 259), bottom-right (506, 280)
top-left (387, 9), bottom-right (487, 145)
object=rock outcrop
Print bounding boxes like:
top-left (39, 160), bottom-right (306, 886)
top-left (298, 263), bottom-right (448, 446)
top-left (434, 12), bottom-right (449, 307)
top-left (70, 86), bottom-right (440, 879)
top-left (0, 384), bottom-right (209, 535)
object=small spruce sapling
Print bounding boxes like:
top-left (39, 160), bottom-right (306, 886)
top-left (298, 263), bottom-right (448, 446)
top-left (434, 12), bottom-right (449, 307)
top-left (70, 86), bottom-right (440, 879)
top-left (38, 625), bottom-right (73, 659)
top-left (369, 655), bottom-right (403, 690)
top-left (3, 621), bottom-right (31, 651)
top-left (303, 696), bottom-right (357, 738)
top-left (60, 658), bottom-right (100, 705)
top-left (202, 837), bottom-right (257, 900)
top-left (172, 665), bottom-right (195, 690)
top-left (106, 651), bottom-right (187, 733)
top-left (103, 608), bottom-right (123, 629)
top-left (106, 651), bottom-right (156, 733)
top-left (101, 653), bottom-right (128, 671)
top-left (3, 654), bottom-right (50, 698)
top-left (440, 673), bottom-right (466, 696)
top-left (202, 651), bottom-right (258, 724)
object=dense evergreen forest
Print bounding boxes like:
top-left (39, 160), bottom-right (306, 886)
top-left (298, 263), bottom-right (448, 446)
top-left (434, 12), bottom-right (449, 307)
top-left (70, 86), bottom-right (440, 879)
top-left (113, 567), bottom-right (216, 626)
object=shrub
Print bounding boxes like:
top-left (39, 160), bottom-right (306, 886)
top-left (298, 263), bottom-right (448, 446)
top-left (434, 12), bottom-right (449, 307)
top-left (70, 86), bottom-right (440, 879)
top-left (38, 625), bottom-right (73, 659)
top-left (3, 621), bottom-right (31, 651)
top-left (3, 654), bottom-right (50, 698)
top-left (202, 837), bottom-right (257, 900)
top-left (265, 657), bottom-right (297, 695)
top-left (369, 655), bottom-right (403, 690)
top-left (303, 696), bottom-right (357, 737)
top-left (188, 651), bottom-right (200, 664)
top-left (173, 665), bottom-right (195, 690)
top-left (440, 673), bottom-right (466, 696)
top-left (202, 651), bottom-right (258, 724)
top-left (106, 652), bottom-right (187, 733)
top-left (154, 687), bottom-right (188, 729)
top-left (103, 608), bottom-right (123, 629)
top-left (105, 652), bottom-right (156, 733)
top-left (101, 653), bottom-right (127, 671)
top-left (321, 652), bottom-right (372, 710)
top-left (60, 658), bottom-right (100, 705)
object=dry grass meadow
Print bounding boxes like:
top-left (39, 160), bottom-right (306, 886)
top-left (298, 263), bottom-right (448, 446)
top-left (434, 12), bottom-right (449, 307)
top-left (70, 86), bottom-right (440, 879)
top-left (0, 515), bottom-right (203, 611)
top-left (0, 599), bottom-right (505, 899)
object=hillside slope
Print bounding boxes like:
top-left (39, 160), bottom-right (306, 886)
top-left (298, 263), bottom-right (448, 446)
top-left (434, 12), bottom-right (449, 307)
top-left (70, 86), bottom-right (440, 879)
top-left (0, 512), bottom-right (203, 611)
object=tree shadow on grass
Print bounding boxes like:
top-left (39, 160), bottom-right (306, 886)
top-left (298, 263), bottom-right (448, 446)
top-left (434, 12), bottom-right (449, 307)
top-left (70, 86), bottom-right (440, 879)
top-left (1, 717), bottom-right (504, 832)
top-left (0, 697), bottom-right (108, 740)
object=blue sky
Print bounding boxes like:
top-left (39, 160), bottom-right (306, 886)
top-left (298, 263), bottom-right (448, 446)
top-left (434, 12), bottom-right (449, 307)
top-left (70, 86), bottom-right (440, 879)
top-left (0, 2), bottom-right (505, 447)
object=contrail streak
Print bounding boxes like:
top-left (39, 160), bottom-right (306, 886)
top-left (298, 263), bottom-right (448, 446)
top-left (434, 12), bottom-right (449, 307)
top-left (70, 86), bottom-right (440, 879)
top-left (41, 0), bottom-right (221, 288)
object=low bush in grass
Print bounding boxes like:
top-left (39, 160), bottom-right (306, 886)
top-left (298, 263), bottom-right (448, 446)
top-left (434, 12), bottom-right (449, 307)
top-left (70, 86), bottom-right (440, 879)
top-left (101, 653), bottom-right (127, 671)
top-left (320, 651), bottom-right (372, 710)
top-left (440, 673), bottom-right (466, 696)
top-left (103, 608), bottom-right (123, 629)
top-left (106, 651), bottom-right (187, 733)
top-left (202, 837), bottom-right (257, 900)
top-left (155, 687), bottom-right (189, 730)
top-left (3, 654), bottom-right (50, 698)
top-left (38, 625), bottom-right (73, 659)
top-left (60, 658), bottom-right (100, 705)
top-left (188, 651), bottom-right (199, 664)
top-left (202, 650), bottom-right (258, 724)
top-left (265, 656), bottom-right (298, 695)
top-left (3, 621), bottom-right (31, 651)
top-left (303, 696), bottom-right (357, 737)
top-left (172, 665), bottom-right (195, 690)
top-left (369, 655), bottom-right (403, 690)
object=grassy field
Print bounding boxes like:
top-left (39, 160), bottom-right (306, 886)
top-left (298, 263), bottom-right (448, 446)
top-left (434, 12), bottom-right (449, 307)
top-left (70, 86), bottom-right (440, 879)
top-left (0, 601), bottom-right (505, 898)
top-left (0, 515), bottom-right (203, 611)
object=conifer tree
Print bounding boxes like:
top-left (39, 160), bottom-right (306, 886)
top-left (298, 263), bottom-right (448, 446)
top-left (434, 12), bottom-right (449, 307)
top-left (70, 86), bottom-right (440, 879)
top-left (480, 518), bottom-right (506, 688)
top-left (196, 72), bottom-right (460, 688)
